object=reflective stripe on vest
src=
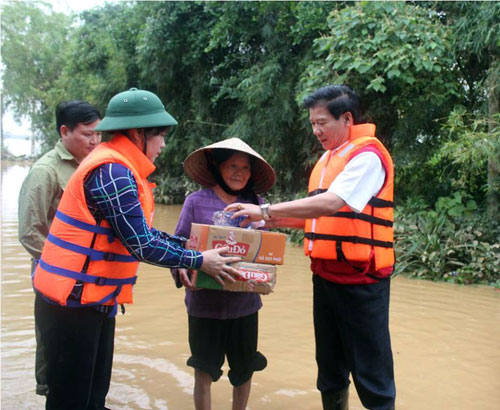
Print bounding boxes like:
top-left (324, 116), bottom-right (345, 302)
top-left (38, 258), bottom-right (137, 286)
top-left (31, 258), bottom-right (121, 317)
top-left (303, 123), bottom-right (395, 272)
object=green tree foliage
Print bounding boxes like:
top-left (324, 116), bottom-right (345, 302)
top-left (57, 2), bottom-right (149, 114)
top-left (299, 2), bottom-right (460, 145)
top-left (132, 1), bottom-right (337, 197)
top-left (133, 1), bottom-right (230, 187)
top-left (1, 1), bottom-right (72, 147)
top-left (436, 1), bottom-right (499, 110)
top-left (298, 2), bottom-right (463, 203)
top-left (3, 1), bottom-right (496, 204)
top-left (430, 109), bottom-right (499, 203)
top-left (435, 1), bottom-right (500, 217)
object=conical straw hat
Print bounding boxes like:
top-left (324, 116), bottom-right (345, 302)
top-left (183, 138), bottom-right (276, 194)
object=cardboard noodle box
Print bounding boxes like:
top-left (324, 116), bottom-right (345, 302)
top-left (188, 223), bottom-right (287, 265)
top-left (195, 262), bottom-right (277, 294)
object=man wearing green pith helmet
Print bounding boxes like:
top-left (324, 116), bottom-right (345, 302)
top-left (33, 88), bottom-right (242, 410)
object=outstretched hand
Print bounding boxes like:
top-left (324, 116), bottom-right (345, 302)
top-left (201, 246), bottom-right (242, 285)
top-left (224, 203), bottom-right (263, 226)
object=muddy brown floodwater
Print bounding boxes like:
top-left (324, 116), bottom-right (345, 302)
top-left (2, 162), bottom-right (499, 409)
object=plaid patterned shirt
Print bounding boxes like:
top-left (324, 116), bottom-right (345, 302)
top-left (84, 162), bottom-right (203, 270)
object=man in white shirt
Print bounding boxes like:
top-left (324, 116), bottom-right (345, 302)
top-left (226, 85), bottom-right (396, 410)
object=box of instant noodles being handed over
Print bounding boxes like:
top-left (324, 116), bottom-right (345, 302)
top-left (188, 223), bottom-right (286, 265)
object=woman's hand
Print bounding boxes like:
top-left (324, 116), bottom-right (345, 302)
top-left (171, 268), bottom-right (201, 290)
top-left (178, 268), bottom-right (198, 289)
top-left (201, 246), bottom-right (242, 285)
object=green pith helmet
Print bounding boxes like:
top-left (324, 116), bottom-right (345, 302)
top-left (95, 88), bottom-right (178, 131)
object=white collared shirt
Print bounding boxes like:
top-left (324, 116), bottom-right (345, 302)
top-left (327, 152), bottom-right (386, 213)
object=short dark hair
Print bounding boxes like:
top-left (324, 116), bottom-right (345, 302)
top-left (55, 100), bottom-right (101, 136)
top-left (303, 85), bottom-right (363, 124)
top-left (144, 126), bottom-right (169, 138)
top-left (209, 148), bottom-right (249, 166)
top-left (114, 126), bottom-right (169, 139)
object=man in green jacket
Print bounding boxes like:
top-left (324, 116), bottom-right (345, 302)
top-left (18, 100), bottom-right (101, 396)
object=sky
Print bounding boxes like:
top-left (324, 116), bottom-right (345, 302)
top-left (47, 0), bottom-right (120, 14)
top-left (2, 111), bottom-right (31, 137)
top-left (2, 0), bottom-right (123, 137)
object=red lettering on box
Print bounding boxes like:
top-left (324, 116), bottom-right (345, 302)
top-left (237, 270), bottom-right (270, 282)
top-left (213, 241), bottom-right (250, 256)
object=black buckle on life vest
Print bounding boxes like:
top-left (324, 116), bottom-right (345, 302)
top-left (95, 277), bottom-right (108, 286)
top-left (102, 253), bottom-right (115, 261)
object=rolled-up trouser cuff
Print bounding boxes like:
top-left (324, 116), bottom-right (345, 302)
top-left (228, 351), bottom-right (267, 386)
top-left (187, 356), bottom-right (223, 382)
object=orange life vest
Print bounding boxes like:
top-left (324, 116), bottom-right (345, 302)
top-left (304, 123), bottom-right (395, 273)
top-left (33, 134), bottom-right (155, 308)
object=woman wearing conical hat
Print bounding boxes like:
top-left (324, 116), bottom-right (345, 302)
top-left (174, 137), bottom-right (276, 410)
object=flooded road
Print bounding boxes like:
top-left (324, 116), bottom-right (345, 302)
top-left (2, 162), bottom-right (500, 409)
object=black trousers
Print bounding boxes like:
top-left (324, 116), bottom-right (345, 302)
top-left (35, 294), bottom-right (115, 410)
top-left (35, 317), bottom-right (49, 395)
top-left (187, 312), bottom-right (267, 386)
top-left (32, 260), bottom-right (49, 396)
top-left (313, 275), bottom-right (396, 410)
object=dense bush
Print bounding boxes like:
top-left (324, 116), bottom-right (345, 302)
top-left (152, 174), bottom-right (199, 205)
top-left (394, 193), bottom-right (500, 286)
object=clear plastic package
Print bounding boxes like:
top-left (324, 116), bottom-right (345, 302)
top-left (212, 210), bottom-right (244, 227)
top-left (212, 210), bottom-right (265, 229)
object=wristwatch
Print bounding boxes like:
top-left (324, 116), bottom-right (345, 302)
top-left (260, 203), bottom-right (272, 221)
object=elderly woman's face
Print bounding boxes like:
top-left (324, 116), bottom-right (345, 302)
top-left (219, 152), bottom-right (251, 191)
